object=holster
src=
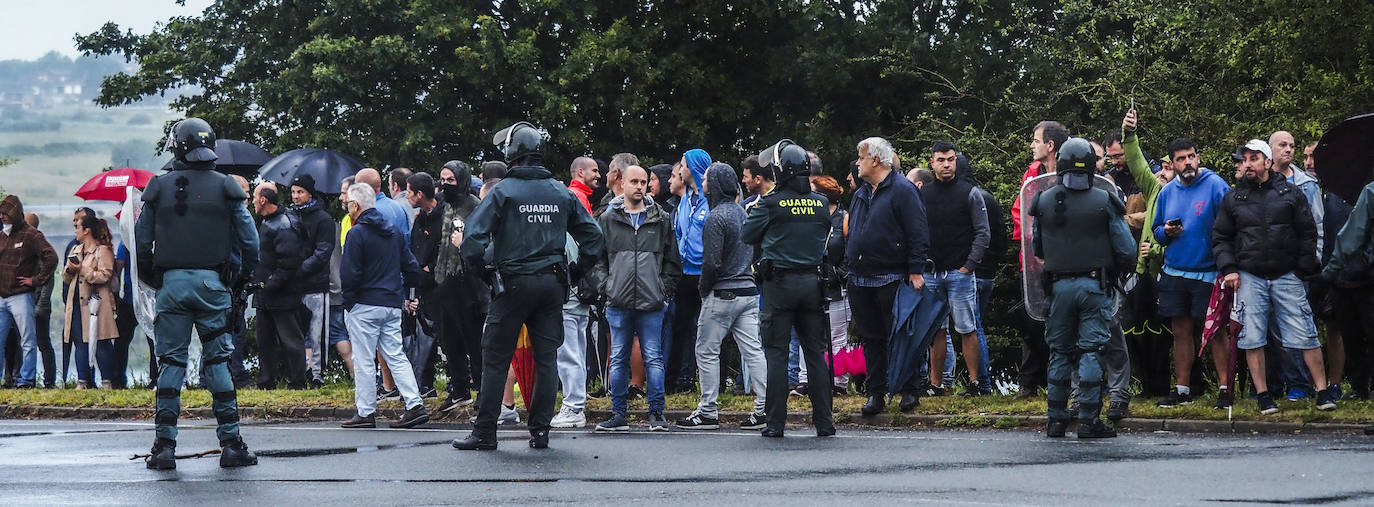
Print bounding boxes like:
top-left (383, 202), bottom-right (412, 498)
top-left (755, 259), bottom-right (775, 284)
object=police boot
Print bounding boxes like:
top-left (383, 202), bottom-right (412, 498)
top-left (528, 429), bottom-right (550, 449)
top-left (899, 392), bottom-right (920, 412)
top-left (861, 395), bottom-right (886, 416)
top-left (219, 437), bottom-right (259, 467)
top-left (1077, 419), bottom-right (1118, 439)
top-left (453, 432), bottom-right (498, 451)
top-left (1046, 420), bottom-right (1067, 438)
top-left (146, 438), bottom-right (176, 470)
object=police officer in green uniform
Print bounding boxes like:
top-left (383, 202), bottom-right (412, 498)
top-left (1028, 137), bottom-right (1135, 439)
top-left (452, 121), bottom-right (603, 451)
top-left (137, 118), bottom-right (261, 469)
top-left (742, 139), bottom-right (835, 437)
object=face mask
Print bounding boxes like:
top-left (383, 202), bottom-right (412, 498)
top-left (440, 184), bottom-right (463, 204)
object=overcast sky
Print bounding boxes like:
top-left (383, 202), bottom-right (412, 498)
top-left (0, 0), bottom-right (214, 61)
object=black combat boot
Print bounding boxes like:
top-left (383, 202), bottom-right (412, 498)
top-left (1046, 419), bottom-right (1067, 438)
top-left (861, 395), bottom-right (885, 416)
top-left (899, 392), bottom-right (920, 412)
top-left (528, 429), bottom-right (550, 449)
top-left (1077, 419), bottom-right (1118, 439)
top-left (219, 437), bottom-right (259, 467)
top-left (146, 438), bottom-right (177, 470)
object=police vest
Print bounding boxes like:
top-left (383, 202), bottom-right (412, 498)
top-left (1031, 185), bottom-right (1116, 274)
top-left (144, 168), bottom-right (236, 269)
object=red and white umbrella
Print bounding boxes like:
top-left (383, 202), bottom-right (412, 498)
top-left (75, 168), bottom-right (156, 202)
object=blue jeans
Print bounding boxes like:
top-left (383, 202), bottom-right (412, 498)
top-left (606, 306), bottom-right (666, 415)
top-left (0, 293), bottom-right (38, 386)
top-left (788, 333), bottom-right (801, 386)
top-left (975, 277), bottom-right (993, 393)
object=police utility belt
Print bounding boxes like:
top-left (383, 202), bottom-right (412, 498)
top-left (1045, 268), bottom-right (1111, 291)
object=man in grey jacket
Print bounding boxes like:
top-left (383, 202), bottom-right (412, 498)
top-left (592, 166), bottom-right (682, 432)
top-left (676, 163), bottom-right (768, 430)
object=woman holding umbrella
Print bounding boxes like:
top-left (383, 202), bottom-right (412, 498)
top-left (62, 214), bottom-right (118, 389)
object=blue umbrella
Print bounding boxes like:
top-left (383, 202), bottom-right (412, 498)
top-left (886, 282), bottom-right (948, 396)
top-left (258, 148), bottom-right (365, 194)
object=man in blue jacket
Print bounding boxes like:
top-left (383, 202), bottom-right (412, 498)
top-left (846, 136), bottom-right (931, 416)
top-left (667, 148), bottom-right (712, 393)
top-left (1151, 138), bottom-right (1232, 408)
top-left (338, 183), bottom-right (429, 430)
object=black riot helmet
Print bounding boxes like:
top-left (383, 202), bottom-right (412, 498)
top-left (758, 139), bottom-right (810, 182)
top-left (1056, 137), bottom-right (1096, 191)
top-left (166, 117), bottom-right (218, 163)
top-left (492, 121), bottom-right (545, 165)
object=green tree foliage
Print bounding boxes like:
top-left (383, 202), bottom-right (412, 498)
top-left (76, 0), bottom-right (1374, 380)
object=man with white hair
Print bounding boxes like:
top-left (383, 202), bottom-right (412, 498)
top-left (595, 153), bottom-right (639, 216)
top-left (846, 136), bottom-right (931, 416)
top-left (338, 183), bottom-right (430, 429)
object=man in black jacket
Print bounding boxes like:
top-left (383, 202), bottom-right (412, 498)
top-left (847, 136), bottom-right (930, 415)
top-left (957, 154), bottom-right (1001, 395)
top-left (289, 174), bottom-right (335, 387)
top-left (919, 141), bottom-right (989, 397)
top-left (251, 183), bottom-right (308, 389)
top-left (1215, 140), bottom-right (1335, 414)
top-left (406, 172), bottom-right (446, 397)
top-left (434, 161), bottom-right (486, 412)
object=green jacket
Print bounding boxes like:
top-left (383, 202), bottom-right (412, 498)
top-left (1124, 133), bottom-right (1164, 276)
top-left (741, 185), bottom-right (831, 270)
top-left (1324, 181), bottom-right (1374, 279)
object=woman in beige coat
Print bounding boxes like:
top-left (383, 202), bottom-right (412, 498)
top-left (63, 214), bottom-right (118, 389)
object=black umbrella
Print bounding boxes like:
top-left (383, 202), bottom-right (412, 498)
top-left (1314, 113), bottom-right (1374, 204)
top-left (886, 283), bottom-right (947, 396)
top-left (257, 148), bottom-right (365, 195)
top-left (159, 139), bottom-right (274, 178)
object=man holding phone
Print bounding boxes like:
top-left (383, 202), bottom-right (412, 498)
top-left (1150, 137), bottom-right (1232, 408)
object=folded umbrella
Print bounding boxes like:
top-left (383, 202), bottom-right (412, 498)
top-left (886, 282), bottom-right (948, 396)
top-left (512, 325), bottom-right (535, 409)
top-left (1199, 275), bottom-right (1242, 388)
top-left (258, 148), bottom-right (365, 195)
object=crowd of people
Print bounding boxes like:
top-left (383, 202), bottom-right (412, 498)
top-left (3, 106), bottom-right (1374, 448)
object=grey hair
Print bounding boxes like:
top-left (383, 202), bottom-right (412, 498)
top-left (857, 137), bottom-right (895, 166)
top-left (609, 153), bottom-right (639, 175)
top-left (347, 183), bottom-right (375, 211)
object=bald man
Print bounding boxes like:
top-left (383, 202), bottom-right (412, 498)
top-left (357, 168), bottom-right (412, 241)
top-left (1269, 130), bottom-right (1323, 400)
top-left (569, 157), bottom-right (599, 213)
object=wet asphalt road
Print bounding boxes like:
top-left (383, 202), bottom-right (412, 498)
top-left (1, 418), bottom-right (1372, 505)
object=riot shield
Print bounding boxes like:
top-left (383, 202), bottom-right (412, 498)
top-left (1019, 173), bottom-right (1119, 321)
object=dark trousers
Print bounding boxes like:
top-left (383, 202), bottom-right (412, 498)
top-left (1336, 286), bottom-right (1374, 397)
top-left (848, 281), bottom-right (902, 396)
top-left (1017, 305), bottom-right (1049, 391)
top-left (256, 306), bottom-right (308, 389)
top-left (34, 312), bottom-right (54, 387)
top-left (473, 272), bottom-right (563, 439)
top-left (1125, 317), bottom-right (1173, 397)
top-left (113, 298), bottom-right (136, 388)
top-left (433, 278), bottom-right (486, 396)
top-left (762, 272), bottom-right (833, 431)
top-left (666, 275), bottom-right (702, 388)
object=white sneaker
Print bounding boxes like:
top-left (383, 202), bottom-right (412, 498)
top-left (550, 406), bottom-right (586, 428)
top-left (498, 405), bottom-right (521, 425)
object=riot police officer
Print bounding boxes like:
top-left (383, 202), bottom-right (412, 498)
top-left (1028, 137), bottom-right (1135, 439)
top-left (136, 118), bottom-right (260, 469)
top-left (742, 139), bottom-right (835, 437)
top-left (452, 121), bottom-right (603, 451)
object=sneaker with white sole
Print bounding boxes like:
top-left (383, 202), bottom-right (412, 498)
top-left (740, 412), bottom-right (767, 430)
top-left (648, 411), bottom-right (669, 432)
top-left (550, 406), bottom-right (587, 428)
top-left (595, 413), bottom-right (630, 432)
top-left (499, 404), bottom-right (521, 425)
top-left (674, 411), bottom-right (720, 430)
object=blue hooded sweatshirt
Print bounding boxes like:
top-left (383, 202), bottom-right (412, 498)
top-left (675, 148), bottom-right (712, 276)
top-left (1151, 168), bottom-right (1230, 275)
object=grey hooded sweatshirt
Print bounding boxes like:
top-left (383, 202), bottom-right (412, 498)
top-left (699, 162), bottom-right (755, 295)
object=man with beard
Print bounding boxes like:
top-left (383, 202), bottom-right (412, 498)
top-left (1151, 137), bottom-right (1232, 408)
top-left (1215, 140), bottom-right (1336, 414)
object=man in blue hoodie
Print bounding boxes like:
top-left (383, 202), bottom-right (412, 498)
top-left (1150, 138), bottom-right (1232, 408)
top-left (338, 183), bottom-right (429, 430)
top-left (666, 148), bottom-right (712, 393)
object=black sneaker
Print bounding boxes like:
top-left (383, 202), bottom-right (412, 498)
top-left (790, 383), bottom-right (808, 397)
top-left (674, 411), bottom-right (720, 430)
top-left (595, 413), bottom-right (630, 432)
top-left (1316, 388), bottom-right (1338, 411)
top-left (219, 437), bottom-right (259, 467)
top-left (309, 378), bottom-right (325, 389)
top-left (1077, 419), bottom-right (1118, 439)
top-left (438, 392), bottom-right (474, 412)
top-left (740, 412), bottom-right (767, 430)
top-left (1157, 389), bottom-right (1194, 408)
top-left (419, 386), bottom-right (439, 399)
top-left (1215, 387), bottom-right (1234, 409)
top-left (1257, 391), bottom-right (1279, 415)
top-left (1105, 401), bottom-right (1128, 422)
top-left (648, 411), bottom-right (669, 432)
top-left (377, 388), bottom-right (400, 402)
top-left (145, 438), bottom-right (176, 470)
top-left (392, 405), bottom-right (430, 428)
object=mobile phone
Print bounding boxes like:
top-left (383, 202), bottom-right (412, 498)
top-left (1166, 218), bottom-right (1182, 227)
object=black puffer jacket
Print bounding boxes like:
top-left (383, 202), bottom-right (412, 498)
top-left (291, 199), bottom-right (336, 293)
top-left (1212, 172), bottom-right (1318, 279)
top-left (254, 207), bottom-right (304, 309)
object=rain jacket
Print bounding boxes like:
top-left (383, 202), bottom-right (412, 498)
top-left (674, 149), bottom-right (711, 275)
top-left (291, 198), bottom-right (336, 293)
top-left (595, 195), bottom-right (681, 311)
top-left (1323, 181), bottom-right (1374, 282)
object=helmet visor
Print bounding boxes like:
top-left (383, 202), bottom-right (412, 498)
top-left (757, 139), bottom-right (794, 169)
top-left (492, 121), bottom-right (542, 148)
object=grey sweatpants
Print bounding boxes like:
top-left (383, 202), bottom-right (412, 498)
top-left (695, 293), bottom-right (767, 417)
